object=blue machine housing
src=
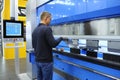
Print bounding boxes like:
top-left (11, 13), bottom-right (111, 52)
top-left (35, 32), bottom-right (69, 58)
top-left (53, 41), bottom-right (120, 80)
top-left (37, 0), bottom-right (120, 25)
top-left (53, 52), bottom-right (120, 80)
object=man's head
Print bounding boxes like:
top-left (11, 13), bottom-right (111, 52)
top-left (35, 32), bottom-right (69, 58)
top-left (40, 11), bottom-right (51, 26)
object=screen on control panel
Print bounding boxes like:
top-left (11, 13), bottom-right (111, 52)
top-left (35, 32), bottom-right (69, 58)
top-left (3, 20), bottom-right (23, 38)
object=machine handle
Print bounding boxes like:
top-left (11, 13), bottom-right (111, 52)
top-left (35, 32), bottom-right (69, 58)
top-left (26, 49), bottom-right (34, 53)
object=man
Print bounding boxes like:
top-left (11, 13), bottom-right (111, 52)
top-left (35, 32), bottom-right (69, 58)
top-left (32, 11), bottom-right (63, 80)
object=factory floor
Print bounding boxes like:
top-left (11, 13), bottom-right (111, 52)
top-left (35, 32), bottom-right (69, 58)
top-left (0, 55), bottom-right (30, 80)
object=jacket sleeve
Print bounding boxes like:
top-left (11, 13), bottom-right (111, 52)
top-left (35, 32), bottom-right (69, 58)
top-left (45, 27), bottom-right (63, 47)
top-left (32, 31), bottom-right (35, 49)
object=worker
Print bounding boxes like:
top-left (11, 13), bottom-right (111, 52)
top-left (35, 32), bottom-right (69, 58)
top-left (32, 11), bottom-right (63, 80)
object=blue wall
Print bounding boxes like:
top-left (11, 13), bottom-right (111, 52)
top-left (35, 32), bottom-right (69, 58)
top-left (37, 0), bottom-right (120, 25)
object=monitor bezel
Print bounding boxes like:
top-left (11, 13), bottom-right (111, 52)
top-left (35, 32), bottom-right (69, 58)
top-left (3, 20), bottom-right (24, 38)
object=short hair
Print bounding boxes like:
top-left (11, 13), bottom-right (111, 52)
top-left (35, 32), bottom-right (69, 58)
top-left (40, 11), bottom-right (51, 20)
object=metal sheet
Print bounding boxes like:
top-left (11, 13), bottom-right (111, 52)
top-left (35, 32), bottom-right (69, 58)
top-left (52, 17), bottom-right (120, 37)
top-left (108, 40), bottom-right (120, 53)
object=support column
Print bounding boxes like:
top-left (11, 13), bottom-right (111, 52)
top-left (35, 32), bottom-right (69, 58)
top-left (10, 0), bottom-right (18, 20)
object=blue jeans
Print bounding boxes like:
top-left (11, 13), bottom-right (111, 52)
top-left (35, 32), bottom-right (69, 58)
top-left (36, 62), bottom-right (53, 80)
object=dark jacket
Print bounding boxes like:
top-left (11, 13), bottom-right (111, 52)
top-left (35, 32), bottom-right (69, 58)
top-left (32, 23), bottom-right (62, 62)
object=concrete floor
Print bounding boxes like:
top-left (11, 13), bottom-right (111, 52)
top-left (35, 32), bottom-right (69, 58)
top-left (0, 57), bottom-right (30, 80)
